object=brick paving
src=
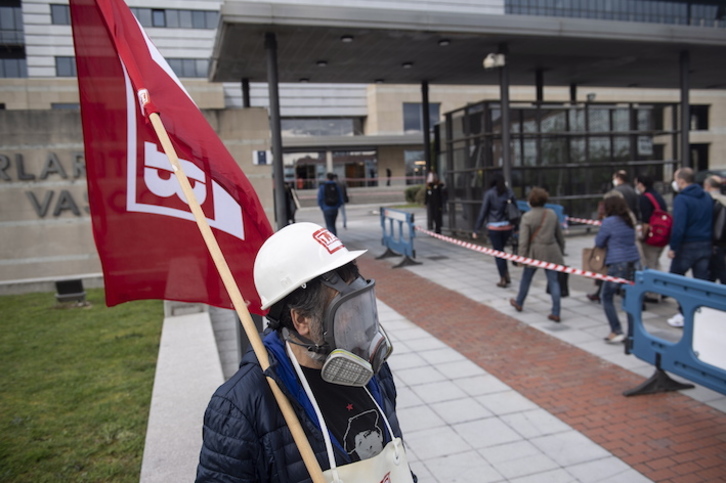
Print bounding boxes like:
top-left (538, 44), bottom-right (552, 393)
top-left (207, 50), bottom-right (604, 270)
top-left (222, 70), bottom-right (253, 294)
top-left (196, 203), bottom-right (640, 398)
top-left (358, 254), bottom-right (726, 482)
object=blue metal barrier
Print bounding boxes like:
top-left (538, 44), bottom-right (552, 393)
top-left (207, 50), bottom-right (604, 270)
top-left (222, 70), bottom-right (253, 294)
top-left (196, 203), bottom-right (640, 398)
top-left (377, 207), bottom-right (420, 268)
top-left (623, 270), bottom-right (726, 396)
top-left (516, 200), bottom-right (568, 230)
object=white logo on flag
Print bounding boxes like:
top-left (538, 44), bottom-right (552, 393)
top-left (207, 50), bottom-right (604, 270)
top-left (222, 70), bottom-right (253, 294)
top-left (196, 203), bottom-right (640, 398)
top-left (122, 68), bottom-right (244, 240)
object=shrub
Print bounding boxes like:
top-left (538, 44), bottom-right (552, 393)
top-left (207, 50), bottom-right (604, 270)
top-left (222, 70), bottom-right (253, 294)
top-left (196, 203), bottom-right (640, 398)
top-left (405, 184), bottom-right (425, 204)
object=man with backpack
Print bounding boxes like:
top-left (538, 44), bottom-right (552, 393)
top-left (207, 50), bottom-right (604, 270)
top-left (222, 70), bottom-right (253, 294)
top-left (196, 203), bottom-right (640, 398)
top-left (704, 175), bottom-right (726, 284)
top-left (635, 174), bottom-right (671, 302)
top-left (667, 168), bottom-right (713, 327)
top-left (318, 172), bottom-right (343, 236)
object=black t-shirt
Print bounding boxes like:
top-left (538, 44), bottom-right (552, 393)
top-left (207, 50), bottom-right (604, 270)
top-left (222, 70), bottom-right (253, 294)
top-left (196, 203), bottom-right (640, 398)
top-left (300, 366), bottom-right (385, 462)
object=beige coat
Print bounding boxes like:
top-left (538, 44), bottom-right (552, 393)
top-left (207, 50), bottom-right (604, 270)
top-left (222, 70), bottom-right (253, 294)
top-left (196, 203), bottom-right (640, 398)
top-left (518, 207), bottom-right (565, 265)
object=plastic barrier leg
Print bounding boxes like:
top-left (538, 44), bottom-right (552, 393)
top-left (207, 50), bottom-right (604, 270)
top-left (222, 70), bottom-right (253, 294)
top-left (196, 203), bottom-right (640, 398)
top-left (623, 368), bottom-right (695, 397)
top-left (393, 256), bottom-right (421, 269)
top-left (376, 248), bottom-right (401, 259)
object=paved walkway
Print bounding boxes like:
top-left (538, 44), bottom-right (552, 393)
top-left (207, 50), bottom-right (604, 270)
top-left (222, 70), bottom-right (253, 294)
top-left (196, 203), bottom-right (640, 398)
top-left (202, 204), bottom-right (726, 482)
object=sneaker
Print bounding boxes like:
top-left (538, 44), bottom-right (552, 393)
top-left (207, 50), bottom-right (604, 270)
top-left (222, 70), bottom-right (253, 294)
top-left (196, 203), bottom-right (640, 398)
top-left (605, 333), bottom-right (625, 344)
top-left (667, 313), bottom-right (684, 328)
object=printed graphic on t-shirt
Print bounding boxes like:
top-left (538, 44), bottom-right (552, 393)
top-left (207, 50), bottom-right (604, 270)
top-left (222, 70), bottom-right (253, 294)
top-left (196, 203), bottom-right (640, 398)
top-left (301, 366), bottom-right (384, 462)
top-left (343, 409), bottom-right (384, 459)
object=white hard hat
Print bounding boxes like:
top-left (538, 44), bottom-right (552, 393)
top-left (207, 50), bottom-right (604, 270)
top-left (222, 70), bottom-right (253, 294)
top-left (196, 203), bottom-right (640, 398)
top-left (254, 222), bottom-right (366, 309)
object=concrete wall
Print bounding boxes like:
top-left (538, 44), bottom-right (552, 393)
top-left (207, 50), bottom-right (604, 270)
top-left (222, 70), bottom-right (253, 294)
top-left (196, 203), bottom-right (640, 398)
top-left (0, 108), bottom-right (273, 285)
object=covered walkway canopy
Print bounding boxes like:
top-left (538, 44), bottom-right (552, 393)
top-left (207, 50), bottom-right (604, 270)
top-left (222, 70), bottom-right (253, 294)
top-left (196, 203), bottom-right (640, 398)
top-left (210, 2), bottom-right (726, 88)
top-left (208, 1), bottom-right (726, 227)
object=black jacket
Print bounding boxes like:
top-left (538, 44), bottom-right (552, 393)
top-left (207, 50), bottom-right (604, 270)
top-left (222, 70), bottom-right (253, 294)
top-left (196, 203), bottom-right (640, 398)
top-left (196, 331), bottom-right (408, 483)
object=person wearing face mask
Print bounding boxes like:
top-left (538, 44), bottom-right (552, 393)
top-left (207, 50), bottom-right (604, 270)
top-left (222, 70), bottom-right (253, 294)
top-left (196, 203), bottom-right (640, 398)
top-left (196, 222), bottom-right (416, 483)
top-left (634, 174), bottom-right (669, 302)
top-left (666, 168), bottom-right (714, 327)
top-left (610, 170), bottom-right (640, 221)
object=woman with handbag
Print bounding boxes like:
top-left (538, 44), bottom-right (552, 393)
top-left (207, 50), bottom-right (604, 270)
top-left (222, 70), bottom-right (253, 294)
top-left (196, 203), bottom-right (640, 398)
top-left (472, 174), bottom-right (518, 287)
top-left (595, 196), bottom-right (642, 344)
top-left (509, 188), bottom-right (565, 322)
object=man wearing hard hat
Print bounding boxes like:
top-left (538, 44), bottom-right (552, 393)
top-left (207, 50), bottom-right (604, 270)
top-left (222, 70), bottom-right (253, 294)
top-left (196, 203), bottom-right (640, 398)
top-left (196, 222), bottom-right (416, 483)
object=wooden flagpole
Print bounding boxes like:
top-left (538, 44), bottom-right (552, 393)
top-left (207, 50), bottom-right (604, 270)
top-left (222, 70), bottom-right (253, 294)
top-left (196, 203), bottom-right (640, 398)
top-left (148, 112), bottom-right (326, 483)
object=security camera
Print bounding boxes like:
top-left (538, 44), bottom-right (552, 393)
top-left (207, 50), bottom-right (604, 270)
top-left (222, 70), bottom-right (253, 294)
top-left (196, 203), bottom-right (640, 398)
top-left (483, 53), bottom-right (505, 69)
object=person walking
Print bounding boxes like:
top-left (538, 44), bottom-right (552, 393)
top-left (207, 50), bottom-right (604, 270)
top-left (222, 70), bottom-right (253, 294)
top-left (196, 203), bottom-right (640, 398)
top-left (425, 171), bottom-right (446, 234)
top-left (509, 187), bottom-right (565, 322)
top-left (634, 174), bottom-right (669, 303)
top-left (610, 169), bottom-right (640, 220)
top-left (667, 167), bottom-right (713, 327)
top-left (333, 173), bottom-right (349, 229)
top-left (704, 175), bottom-right (726, 284)
top-left (472, 174), bottom-right (517, 288)
top-left (595, 196), bottom-right (642, 344)
top-left (318, 172), bottom-right (343, 236)
top-left (196, 223), bottom-right (415, 482)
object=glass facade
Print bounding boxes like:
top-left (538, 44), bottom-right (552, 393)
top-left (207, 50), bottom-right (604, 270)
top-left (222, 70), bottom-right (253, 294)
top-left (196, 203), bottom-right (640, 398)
top-left (281, 118), bottom-right (363, 137)
top-left (403, 102), bottom-right (441, 133)
top-left (283, 150), bottom-right (378, 190)
top-left (437, 100), bottom-right (681, 233)
top-left (167, 58), bottom-right (210, 78)
top-left (505, 0), bottom-right (726, 28)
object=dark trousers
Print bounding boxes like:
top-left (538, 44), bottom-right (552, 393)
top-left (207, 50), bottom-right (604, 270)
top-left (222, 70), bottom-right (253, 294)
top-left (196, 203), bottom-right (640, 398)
top-left (322, 209), bottom-right (339, 236)
top-left (488, 228), bottom-right (512, 278)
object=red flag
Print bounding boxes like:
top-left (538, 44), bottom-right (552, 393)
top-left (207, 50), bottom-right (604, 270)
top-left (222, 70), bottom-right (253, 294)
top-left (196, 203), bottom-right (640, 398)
top-left (69, 0), bottom-right (274, 313)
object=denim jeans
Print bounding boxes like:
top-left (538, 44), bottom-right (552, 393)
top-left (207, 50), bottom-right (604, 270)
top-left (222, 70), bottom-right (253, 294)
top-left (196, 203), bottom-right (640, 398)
top-left (669, 240), bottom-right (712, 281)
top-left (515, 267), bottom-right (561, 317)
top-left (602, 261), bottom-right (640, 335)
top-left (322, 209), bottom-right (339, 236)
top-left (487, 228), bottom-right (512, 278)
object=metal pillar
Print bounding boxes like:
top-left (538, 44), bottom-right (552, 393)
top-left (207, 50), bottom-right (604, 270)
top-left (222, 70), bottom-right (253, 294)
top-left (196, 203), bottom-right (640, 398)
top-left (241, 78), bottom-right (251, 108)
top-left (535, 69), bottom-right (544, 103)
top-left (421, 81), bottom-right (432, 174)
top-left (679, 50), bottom-right (690, 168)
top-left (569, 83), bottom-right (577, 103)
top-left (265, 33), bottom-right (287, 229)
top-left (499, 44), bottom-right (512, 188)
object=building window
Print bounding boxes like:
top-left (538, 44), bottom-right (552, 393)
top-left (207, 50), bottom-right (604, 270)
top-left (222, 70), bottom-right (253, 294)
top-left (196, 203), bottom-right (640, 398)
top-left (690, 105), bottom-right (709, 131)
top-left (55, 56), bottom-right (76, 77)
top-left (0, 57), bottom-right (27, 78)
top-left (0, 5), bottom-right (24, 43)
top-left (404, 150), bottom-right (426, 185)
top-left (281, 118), bottom-right (362, 137)
top-left (152, 9), bottom-right (166, 27)
top-left (403, 102), bottom-right (441, 133)
top-left (167, 58), bottom-right (209, 78)
top-left (50, 4), bottom-right (71, 25)
top-left (130, 8), bottom-right (218, 29)
top-left (505, 0), bottom-right (725, 28)
top-left (52, 103), bottom-right (80, 109)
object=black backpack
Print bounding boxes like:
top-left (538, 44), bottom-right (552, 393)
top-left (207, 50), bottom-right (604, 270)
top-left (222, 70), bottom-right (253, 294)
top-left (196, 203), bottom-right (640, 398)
top-left (323, 182), bottom-right (339, 207)
top-left (713, 199), bottom-right (726, 246)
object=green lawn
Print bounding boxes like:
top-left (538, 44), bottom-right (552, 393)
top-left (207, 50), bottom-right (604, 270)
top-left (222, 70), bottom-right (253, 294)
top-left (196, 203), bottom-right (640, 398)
top-left (0, 289), bottom-right (163, 482)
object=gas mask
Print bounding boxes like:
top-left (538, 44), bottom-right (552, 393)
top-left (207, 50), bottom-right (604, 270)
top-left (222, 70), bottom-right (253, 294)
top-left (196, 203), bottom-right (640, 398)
top-left (289, 271), bottom-right (393, 387)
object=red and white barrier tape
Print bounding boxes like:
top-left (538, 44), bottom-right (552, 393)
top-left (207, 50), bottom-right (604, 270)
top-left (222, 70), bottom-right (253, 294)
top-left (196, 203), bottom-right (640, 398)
top-left (565, 216), bottom-right (602, 226)
top-left (414, 226), bottom-right (633, 285)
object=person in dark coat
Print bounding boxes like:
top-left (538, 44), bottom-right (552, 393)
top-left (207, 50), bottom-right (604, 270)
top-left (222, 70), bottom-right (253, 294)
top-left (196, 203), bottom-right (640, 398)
top-left (472, 174), bottom-right (517, 287)
top-left (610, 170), bottom-right (640, 220)
top-left (425, 171), bottom-right (446, 234)
top-left (196, 223), bottom-right (416, 483)
top-left (666, 167), bottom-right (713, 327)
top-left (317, 172), bottom-right (343, 236)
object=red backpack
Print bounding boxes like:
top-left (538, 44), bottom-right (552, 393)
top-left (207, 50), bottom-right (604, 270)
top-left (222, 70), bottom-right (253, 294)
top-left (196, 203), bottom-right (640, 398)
top-left (643, 192), bottom-right (672, 247)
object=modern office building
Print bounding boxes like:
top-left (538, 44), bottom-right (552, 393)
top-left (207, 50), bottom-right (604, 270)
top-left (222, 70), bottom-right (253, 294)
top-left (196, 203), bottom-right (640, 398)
top-left (1, 0), bottom-right (726, 282)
